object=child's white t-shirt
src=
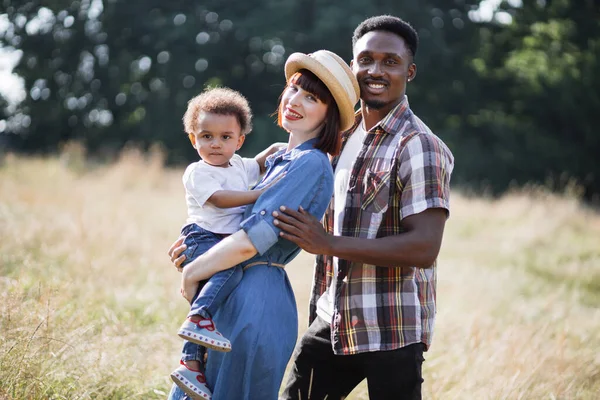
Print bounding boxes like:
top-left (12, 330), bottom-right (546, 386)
top-left (183, 154), bottom-right (260, 234)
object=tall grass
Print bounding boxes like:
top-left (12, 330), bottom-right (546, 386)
top-left (0, 149), bottom-right (181, 399)
top-left (1, 150), bottom-right (599, 399)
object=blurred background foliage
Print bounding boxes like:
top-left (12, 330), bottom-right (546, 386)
top-left (0, 0), bottom-right (599, 199)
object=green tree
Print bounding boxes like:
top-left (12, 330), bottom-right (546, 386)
top-left (1, 0), bottom-right (484, 163)
top-left (457, 0), bottom-right (600, 198)
top-left (16, 1), bottom-right (600, 199)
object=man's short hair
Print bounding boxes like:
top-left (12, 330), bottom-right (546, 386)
top-left (352, 15), bottom-right (419, 58)
top-left (183, 87), bottom-right (253, 136)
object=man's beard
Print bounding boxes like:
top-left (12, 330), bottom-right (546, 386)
top-left (364, 99), bottom-right (388, 110)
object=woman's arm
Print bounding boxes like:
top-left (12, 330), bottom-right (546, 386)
top-left (180, 230), bottom-right (257, 302)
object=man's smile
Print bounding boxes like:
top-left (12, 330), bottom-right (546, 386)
top-left (362, 78), bottom-right (389, 94)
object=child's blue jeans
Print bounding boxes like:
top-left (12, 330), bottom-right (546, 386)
top-left (179, 223), bottom-right (243, 363)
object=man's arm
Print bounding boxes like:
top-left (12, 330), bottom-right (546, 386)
top-left (273, 206), bottom-right (447, 268)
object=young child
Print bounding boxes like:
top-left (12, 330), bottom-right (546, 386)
top-left (170, 87), bottom-right (282, 399)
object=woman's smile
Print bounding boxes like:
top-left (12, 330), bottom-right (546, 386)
top-left (284, 107), bottom-right (303, 121)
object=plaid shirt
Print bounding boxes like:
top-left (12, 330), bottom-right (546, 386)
top-left (308, 96), bottom-right (454, 355)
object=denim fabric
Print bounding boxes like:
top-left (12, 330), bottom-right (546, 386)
top-left (169, 138), bottom-right (334, 400)
top-left (240, 138), bottom-right (333, 260)
top-left (179, 224), bottom-right (243, 362)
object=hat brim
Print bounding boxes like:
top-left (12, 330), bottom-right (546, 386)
top-left (285, 53), bottom-right (358, 132)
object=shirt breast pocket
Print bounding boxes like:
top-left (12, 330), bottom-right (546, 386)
top-left (360, 169), bottom-right (391, 214)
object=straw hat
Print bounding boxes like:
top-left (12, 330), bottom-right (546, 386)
top-left (284, 50), bottom-right (360, 132)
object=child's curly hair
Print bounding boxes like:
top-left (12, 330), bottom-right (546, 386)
top-left (183, 87), bottom-right (253, 136)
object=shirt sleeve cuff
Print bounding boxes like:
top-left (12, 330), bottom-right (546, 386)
top-left (401, 197), bottom-right (450, 220)
top-left (240, 211), bottom-right (279, 255)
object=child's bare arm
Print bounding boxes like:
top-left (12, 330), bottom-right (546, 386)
top-left (254, 142), bottom-right (287, 174)
top-left (207, 171), bottom-right (286, 208)
top-left (207, 189), bottom-right (262, 208)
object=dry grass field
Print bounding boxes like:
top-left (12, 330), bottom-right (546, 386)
top-left (1, 149), bottom-right (599, 399)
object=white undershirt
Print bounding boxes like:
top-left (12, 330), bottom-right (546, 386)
top-left (316, 123), bottom-right (367, 321)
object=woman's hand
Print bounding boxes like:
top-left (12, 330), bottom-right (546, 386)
top-left (181, 267), bottom-right (199, 303)
top-left (168, 236), bottom-right (187, 272)
top-left (172, 231), bottom-right (258, 302)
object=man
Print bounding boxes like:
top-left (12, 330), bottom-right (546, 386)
top-left (275, 15), bottom-right (454, 400)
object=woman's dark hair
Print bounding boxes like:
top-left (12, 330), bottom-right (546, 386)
top-left (352, 15), bottom-right (419, 58)
top-left (276, 69), bottom-right (342, 156)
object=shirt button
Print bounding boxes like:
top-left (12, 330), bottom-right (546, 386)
top-left (260, 210), bottom-right (266, 215)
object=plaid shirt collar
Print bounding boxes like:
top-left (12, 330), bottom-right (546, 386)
top-left (333, 96), bottom-right (410, 169)
top-left (352, 95), bottom-right (409, 132)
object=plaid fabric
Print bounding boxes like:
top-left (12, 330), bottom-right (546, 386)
top-left (308, 96), bottom-right (454, 355)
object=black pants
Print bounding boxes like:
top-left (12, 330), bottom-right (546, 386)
top-left (280, 316), bottom-right (425, 400)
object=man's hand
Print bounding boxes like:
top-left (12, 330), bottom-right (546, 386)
top-left (168, 236), bottom-right (187, 272)
top-left (273, 206), bottom-right (331, 255)
top-left (181, 267), bottom-right (199, 303)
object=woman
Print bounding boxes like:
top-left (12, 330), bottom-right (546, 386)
top-left (168, 50), bottom-right (359, 400)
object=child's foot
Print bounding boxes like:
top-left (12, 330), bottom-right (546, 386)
top-left (170, 360), bottom-right (212, 400)
top-left (178, 316), bottom-right (232, 352)
top-left (184, 359), bottom-right (202, 372)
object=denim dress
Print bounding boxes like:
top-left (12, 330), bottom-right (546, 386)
top-left (168, 137), bottom-right (334, 400)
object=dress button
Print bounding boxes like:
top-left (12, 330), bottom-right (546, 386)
top-left (260, 210), bottom-right (266, 215)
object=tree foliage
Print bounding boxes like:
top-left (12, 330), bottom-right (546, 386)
top-left (1, 0), bottom-right (598, 198)
top-left (454, 0), bottom-right (600, 198)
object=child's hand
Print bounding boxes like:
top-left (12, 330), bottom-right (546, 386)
top-left (269, 142), bottom-right (287, 154)
top-left (255, 142), bottom-right (287, 174)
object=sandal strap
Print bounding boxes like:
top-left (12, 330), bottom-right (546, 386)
top-left (196, 318), bottom-right (216, 331)
top-left (179, 359), bottom-right (203, 373)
